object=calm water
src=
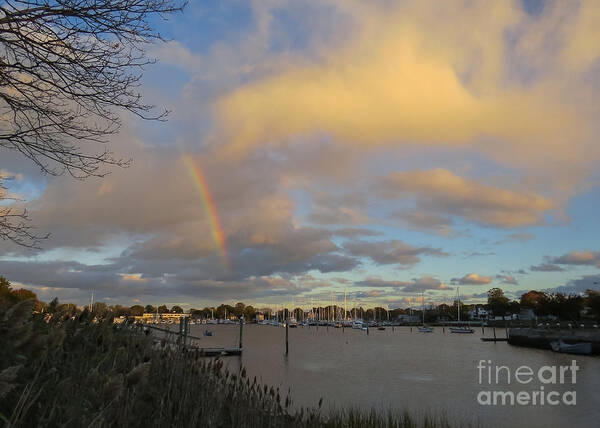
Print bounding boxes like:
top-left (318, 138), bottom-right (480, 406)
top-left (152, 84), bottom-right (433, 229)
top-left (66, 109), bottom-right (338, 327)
top-left (189, 324), bottom-right (599, 428)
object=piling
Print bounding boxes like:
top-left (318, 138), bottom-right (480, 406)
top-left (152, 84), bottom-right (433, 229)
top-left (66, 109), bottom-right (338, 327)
top-left (178, 316), bottom-right (184, 345)
top-left (493, 327), bottom-right (497, 340)
top-left (239, 317), bottom-right (244, 349)
top-left (367, 327), bottom-right (369, 335)
top-left (285, 322), bottom-right (289, 355)
top-left (482, 325), bottom-right (485, 334)
top-left (184, 317), bottom-right (190, 346)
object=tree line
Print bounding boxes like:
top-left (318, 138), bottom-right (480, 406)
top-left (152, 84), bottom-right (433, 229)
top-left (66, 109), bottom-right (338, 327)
top-left (2, 276), bottom-right (599, 322)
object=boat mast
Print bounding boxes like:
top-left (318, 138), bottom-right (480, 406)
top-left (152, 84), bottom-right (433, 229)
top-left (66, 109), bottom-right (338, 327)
top-left (422, 292), bottom-right (425, 325)
top-left (457, 287), bottom-right (460, 323)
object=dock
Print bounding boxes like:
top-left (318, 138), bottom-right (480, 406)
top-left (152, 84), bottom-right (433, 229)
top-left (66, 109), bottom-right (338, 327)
top-left (508, 327), bottom-right (600, 354)
top-left (138, 316), bottom-right (244, 357)
top-left (198, 347), bottom-right (242, 356)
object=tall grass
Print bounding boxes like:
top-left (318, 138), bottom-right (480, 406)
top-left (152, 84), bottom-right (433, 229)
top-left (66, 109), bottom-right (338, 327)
top-left (0, 300), bottom-right (477, 427)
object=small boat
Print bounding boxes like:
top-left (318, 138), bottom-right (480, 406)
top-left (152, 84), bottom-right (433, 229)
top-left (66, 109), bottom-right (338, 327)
top-left (203, 329), bottom-right (214, 336)
top-left (550, 340), bottom-right (592, 355)
top-left (377, 326), bottom-right (386, 331)
top-left (352, 320), bottom-right (364, 329)
top-left (286, 317), bottom-right (298, 328)
top-left (450, 288), bottom-right (473, 333)
top-left (418, 291), bottom-right (434, 333)
top-left (450, 326), bottom-right (474, 334)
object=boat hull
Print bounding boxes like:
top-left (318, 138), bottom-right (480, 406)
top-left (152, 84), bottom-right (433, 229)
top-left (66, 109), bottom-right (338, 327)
top-left (550, 340), bottom-right (592, 355)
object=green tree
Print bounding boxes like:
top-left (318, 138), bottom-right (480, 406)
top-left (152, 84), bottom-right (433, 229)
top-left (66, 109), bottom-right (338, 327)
top-left (586, 289), bottom-right (600, 319)
top-left (487, 288), bottom-right (509, 317)
top-left (111, 305), bottom-right (131, 317)
top-left (92, 302), bottom-right (109, 317)
top-left (130, 305), bottom-right (145, 316)
top-left (0, 276), bottom-right (15, 307)
top-left (171, 305), bottom-right (183, 314)
top-left (234, 302), bottom-right (246, 318)
top-left (157, 305), bottom-right (169, 314)
top-left (145, 305), bottom-right (156, 313)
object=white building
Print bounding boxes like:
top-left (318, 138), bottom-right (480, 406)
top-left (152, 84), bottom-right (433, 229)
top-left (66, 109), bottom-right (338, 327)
top-left (468, 306), bottom-right (488, 320)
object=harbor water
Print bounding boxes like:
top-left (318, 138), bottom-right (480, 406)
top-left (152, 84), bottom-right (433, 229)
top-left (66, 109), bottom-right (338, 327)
top-left (190, 324), bottom-right (600, 428)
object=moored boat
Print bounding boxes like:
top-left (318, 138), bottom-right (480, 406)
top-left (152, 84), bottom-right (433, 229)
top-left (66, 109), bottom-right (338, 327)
top-left (550, 340), bottom-right (592, 355)
top-left (450, 326), bottom-right (474, 334)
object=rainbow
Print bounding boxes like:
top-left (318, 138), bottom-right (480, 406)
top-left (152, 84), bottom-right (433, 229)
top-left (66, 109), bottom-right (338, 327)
top-left (183, 155), bottom-right (229, 269)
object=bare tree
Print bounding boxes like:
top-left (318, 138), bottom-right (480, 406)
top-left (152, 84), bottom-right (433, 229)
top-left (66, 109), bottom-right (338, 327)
top-left (0, 175), bottom-right (48, 248)
top-left (0, 0), bottom-right (185, 246)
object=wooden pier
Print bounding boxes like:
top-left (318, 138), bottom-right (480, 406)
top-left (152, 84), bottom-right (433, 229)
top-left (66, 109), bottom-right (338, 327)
top-left (138, 317), bottom-right (244, 357)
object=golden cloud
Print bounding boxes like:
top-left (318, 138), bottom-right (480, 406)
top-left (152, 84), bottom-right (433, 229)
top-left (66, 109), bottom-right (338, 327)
top-left (383, 168), bottom-right (554, 228)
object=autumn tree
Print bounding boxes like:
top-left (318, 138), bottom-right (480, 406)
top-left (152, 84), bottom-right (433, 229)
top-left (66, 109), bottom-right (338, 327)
top-left (0, 0), bottom-right (185, 246)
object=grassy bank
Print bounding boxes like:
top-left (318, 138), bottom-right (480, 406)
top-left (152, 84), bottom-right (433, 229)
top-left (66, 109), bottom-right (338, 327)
top-left (0, 300), bottom-right (474, 427)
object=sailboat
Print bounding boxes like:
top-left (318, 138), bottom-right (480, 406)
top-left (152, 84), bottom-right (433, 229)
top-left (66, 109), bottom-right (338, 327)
top-left (418, 292), bottom-right (434, 333)
top-left (450, 287), bottom-right (474, 333)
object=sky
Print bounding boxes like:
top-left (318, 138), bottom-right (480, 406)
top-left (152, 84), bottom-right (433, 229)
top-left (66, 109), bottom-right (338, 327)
top-left (1, 0), bottom-right (600, 310)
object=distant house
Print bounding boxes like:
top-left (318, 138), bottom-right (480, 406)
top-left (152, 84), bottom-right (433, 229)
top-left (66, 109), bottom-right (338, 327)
top-left (518, 309), bottom-right (536, 321)
top-left (397, 314), bottom-right (421, 323)
top-left (468, 306), bottom-right (488, 320)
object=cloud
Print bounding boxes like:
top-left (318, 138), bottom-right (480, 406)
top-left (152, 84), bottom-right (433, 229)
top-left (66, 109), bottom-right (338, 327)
top-left (495, 274), bottom-right (518, 285)
top-left (343, 240), bottom-right (448, 267)
top-left (530, 263), bottom-right (564, 272)
top-left (380, 169), bottom-right (554, 228)
top-left (329, 228), bottom-right (382, 238)
top-left (502, 232), bottom-right (535, 242)
top-left (398, 276), bottom-right (453, 292)
top-left (354, 277), bottom-right (412, 288)
top-left (451, 273), bottom-right (492, 285)
top-left (212, 0), bottom-right (600, 205)
top-left (550, 251), bottom-right (600, 268)
top-left (3, 0), bottom-right (600, 307)
top-left (541, 274), bottom-right (600, 295)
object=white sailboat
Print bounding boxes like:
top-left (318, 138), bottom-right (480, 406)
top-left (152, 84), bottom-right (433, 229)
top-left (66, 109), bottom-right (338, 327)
top-left (418, 292), bottom-right (434, 333)
top-left (450, 287), bottom-right (474, 333)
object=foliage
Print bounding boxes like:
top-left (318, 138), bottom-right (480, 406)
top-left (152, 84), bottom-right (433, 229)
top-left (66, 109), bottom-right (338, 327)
top-left (171, 305), bottom-right (184, 314)
top-left (487, 288), bottom-right (509, 317)
top-left (586, 289), bottom-right (600, 319)
top-left (130, 305), bottom-right (145, 316)
top-left (0, 276), bottom-right (42, 311)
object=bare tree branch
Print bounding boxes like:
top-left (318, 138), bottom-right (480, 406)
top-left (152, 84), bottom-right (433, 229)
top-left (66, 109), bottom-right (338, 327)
top-left (0, 0), bottom-right (185, 247)
top-left (0, 175), bottom-right (49, 248)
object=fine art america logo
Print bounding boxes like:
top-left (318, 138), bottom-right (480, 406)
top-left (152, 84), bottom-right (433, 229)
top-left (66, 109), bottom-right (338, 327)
top-left (476, 360), bottom-right (578, 406)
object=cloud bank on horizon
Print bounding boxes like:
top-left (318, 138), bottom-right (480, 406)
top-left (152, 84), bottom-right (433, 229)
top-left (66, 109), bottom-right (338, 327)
top-left (1, 0), bottom-right (599, 308)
